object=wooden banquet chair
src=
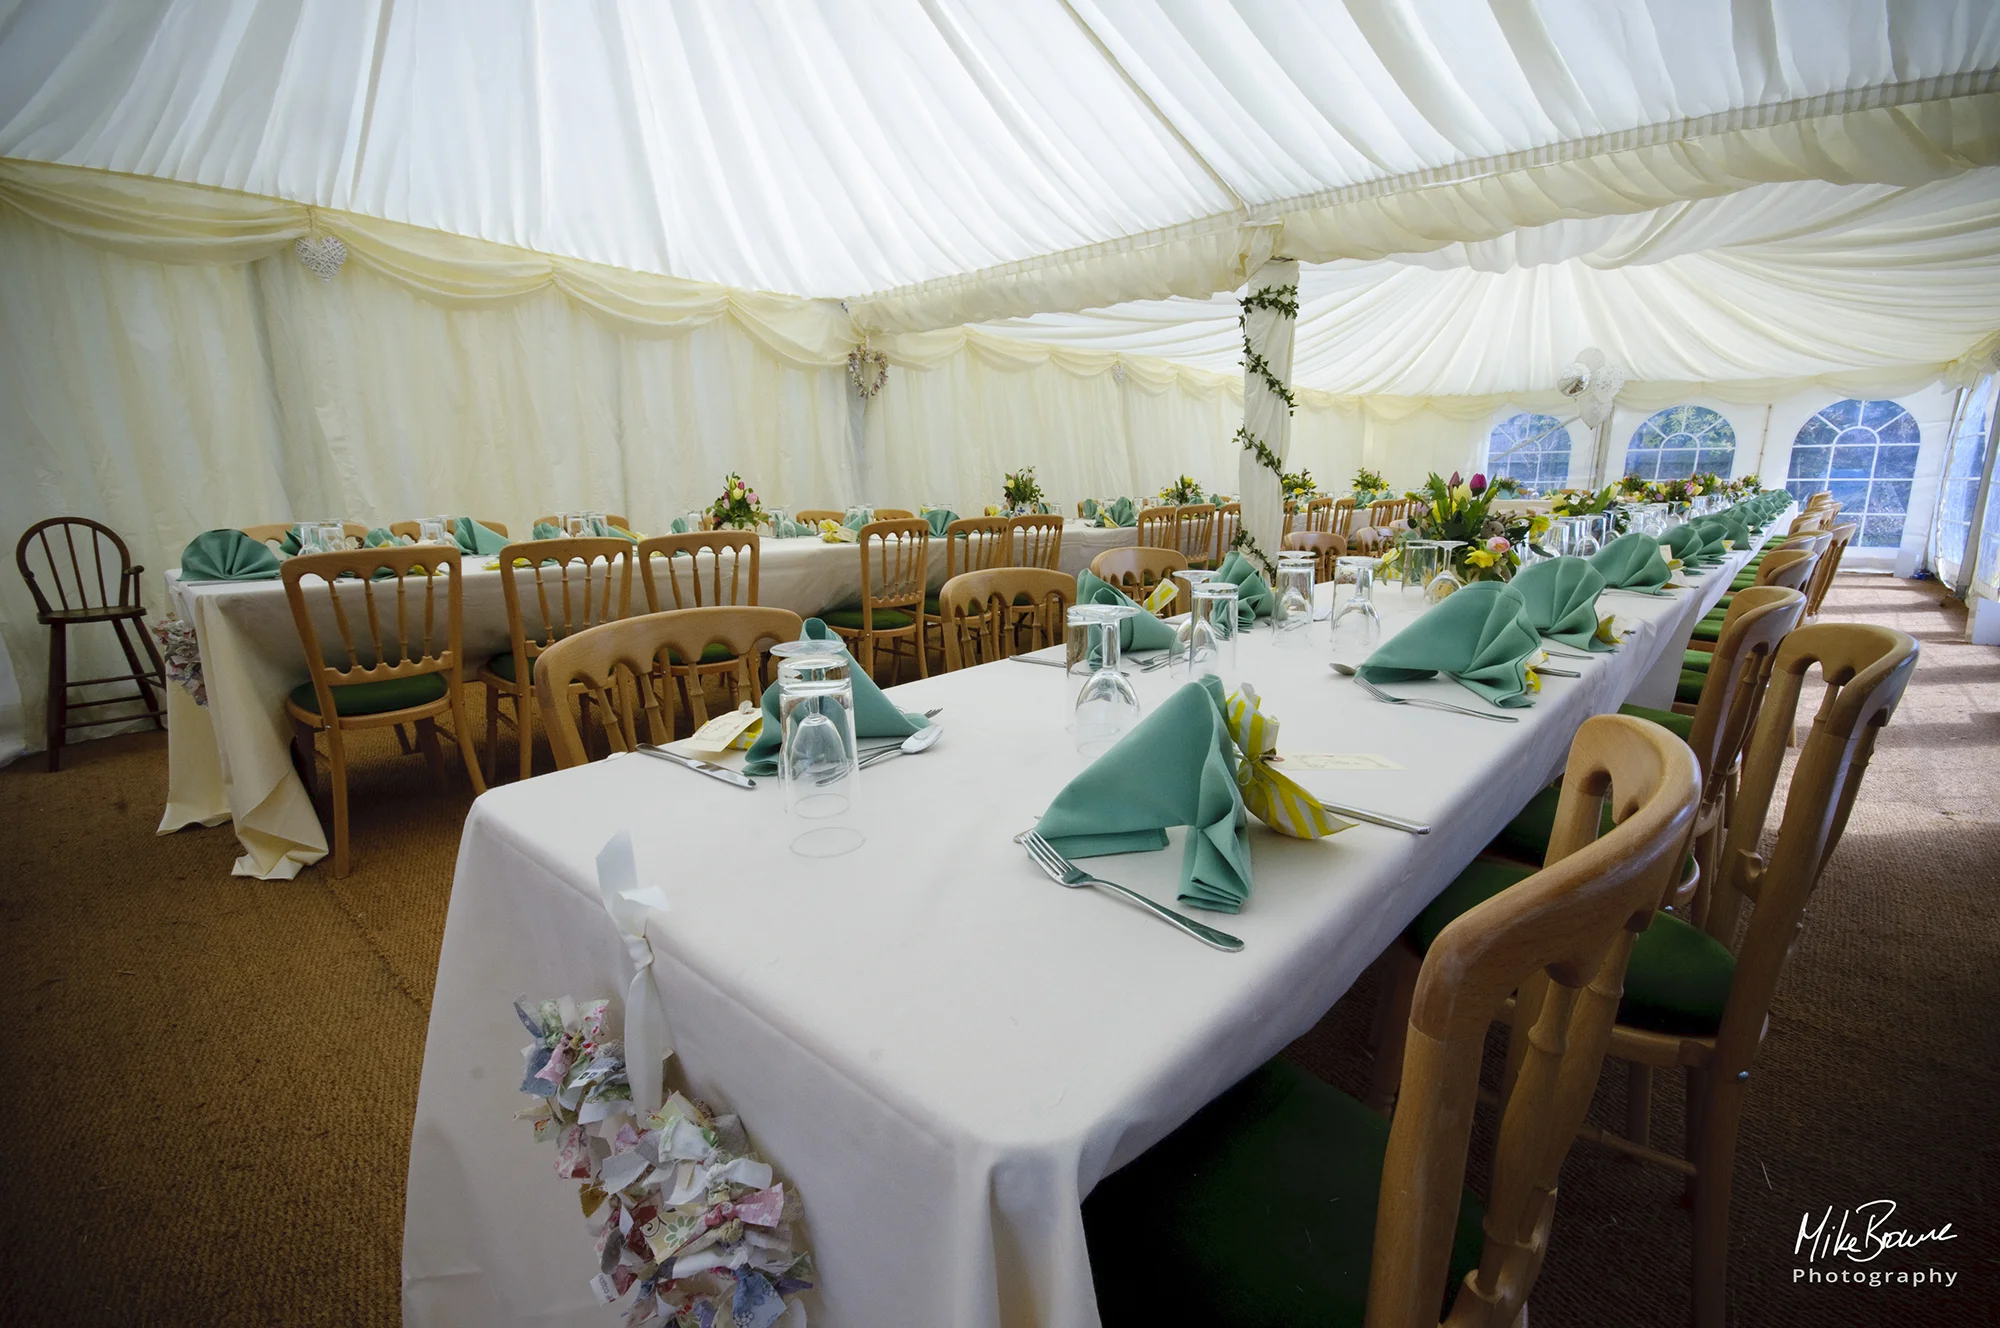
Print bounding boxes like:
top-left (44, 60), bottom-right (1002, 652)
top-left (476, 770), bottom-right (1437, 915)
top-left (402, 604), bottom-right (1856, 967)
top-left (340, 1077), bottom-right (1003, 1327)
top-left (935, 569), bottom-right (1075, 671)
top-left (15, 516), bottom-right (166, 770)
top-left (1009, 513), bottom-right (1063, 570)
top-left (924, 516), bottom-right (1013, 663)
top-left (824, 518), bottom-right (929, 684)
top-left (479, 537), bottom-right (632, 782)
top-left (793, 509), bottom-right (843, 525)
top-left (280, 545), bottom-right (485, 876)
top-left (872, 508), bottom-right (915, 520)
top-left (1325, 497), bottom-right (1354, 536)
top-left (1085, 713), bottom-right (1699, 1328)
top-left (1281, 529), bottom-right (1347, 583)
top-left (1175, 503), bottom-right (1217, 570)
top-left (1135, 505), bottom-right (1178, 551)
top-left (533, 513), bottom-right (629, 532)
top-left (385, 518), bottom-right (510, 541)
top-left (1089, 546), bottom-right (1187, 614)
top-left (1686, 547), bottom-right (1815, 655)
top-left (637, 531), bottom-right (761, 726)
top-left (534, 606), bottom-right (800, 769)
top-left (245, 520), bottom-right (372, 546)
top-left (1211, 503), bottom-right (1241, 565)
top-left (1281, 501), bottom-right (1296, 537)
top-left (1802, 522), bottom-right (1858, 620)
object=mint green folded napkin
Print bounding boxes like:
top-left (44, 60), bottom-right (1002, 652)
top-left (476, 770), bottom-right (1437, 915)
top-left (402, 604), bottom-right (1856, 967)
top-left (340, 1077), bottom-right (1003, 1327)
top-left (1079, 499), bottom-right (1100, 520)
top-left (179, 529), bottom-right (282, 582)
top-left (1214, 550), bottom-right (1276, 625)
top-left (1074, 570), bottom-right (1180, 652)
top-left (1035, 675), bottom-right (1253, 913)
top-left (1511, 556), bottom-right (1612, 650)
top-left (1104, 496), bottom-right (1136, 527)
top-left (602, 523), bottom-right (639, 542)
top-left (668, 517), bottom-right (690, 534)
top-left (923, 508), bottom-right (957, 536)
top-left (742, 618), bottom-right (929, 777)
top-left (842, 511), bottom-right (870, 532)
top-left (1359, 580), bottom-right (1542, 707)
top-left (532, 521), bottom-right (562, 540)
top-left (364, 527), bottom-right (411, 548)
top-left (453, 517), bottom-right (509, 556)
top-left (277, 525), bottom-right (303, 556)
top-left (1662, 523), bottom-right (1705, 564)
top-left (774, 517), bottom-right (817, 538)
top-left (1686, 518), bottom-right (1734, 566)
top-left (1589, 531), bottom-right (1673, 589)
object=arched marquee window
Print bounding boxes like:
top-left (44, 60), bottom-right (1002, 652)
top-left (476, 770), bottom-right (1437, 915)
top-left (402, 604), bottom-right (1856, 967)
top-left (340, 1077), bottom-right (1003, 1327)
top-left (1623, 405), bottom-right (1736, 481)
top-left (1786, 398), bottom-right (1921, 549)
top-left (1486, 413), bottom-right (1571, 494)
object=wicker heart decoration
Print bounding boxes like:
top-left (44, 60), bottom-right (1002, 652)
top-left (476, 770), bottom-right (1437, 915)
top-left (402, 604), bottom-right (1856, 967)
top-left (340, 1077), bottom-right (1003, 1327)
top-left (294, 234), bottom-right (348, 281)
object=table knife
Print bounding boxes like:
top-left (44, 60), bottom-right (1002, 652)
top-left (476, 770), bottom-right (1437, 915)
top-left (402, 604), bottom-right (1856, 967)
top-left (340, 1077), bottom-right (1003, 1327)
top-left (635, 744), bottom-right (757, 789)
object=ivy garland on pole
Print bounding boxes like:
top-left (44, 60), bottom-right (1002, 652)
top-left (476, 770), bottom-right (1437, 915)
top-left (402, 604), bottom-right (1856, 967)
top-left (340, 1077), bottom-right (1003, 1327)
top-left (1233, 283), bottom-right (1299, 578)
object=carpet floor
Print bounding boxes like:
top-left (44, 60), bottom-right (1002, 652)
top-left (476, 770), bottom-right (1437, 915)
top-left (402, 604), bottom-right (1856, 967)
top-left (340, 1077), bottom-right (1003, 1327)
top-left (1, 574), bottom-right (1994, 1326)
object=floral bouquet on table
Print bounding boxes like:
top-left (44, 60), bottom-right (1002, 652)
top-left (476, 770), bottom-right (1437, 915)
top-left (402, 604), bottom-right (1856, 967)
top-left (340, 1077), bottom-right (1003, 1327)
top-left (1615, 473), bottom-right (1652, 501)
top-left (1484, 475), bottom-right (1524, 498)
top-left (1002, 466), bottom-right (1045, 514)
top-left (1724, 473), bottom-right (1764, 501)
top-left (1280, 470), bottom-right (1317, 505)
top-left (1648, 475), bottom-right (1705, 512)
top-left (1549, 483), bottom-right (1630, 534)
top-left (708, 473), bottom-right (766, 531)
top-left (1410, 471), bottom-right (1536, 582)
top-left (1159, 474), bottom-right (1205, 506)
top-left (1351, 467), bottom-right (1390, 505)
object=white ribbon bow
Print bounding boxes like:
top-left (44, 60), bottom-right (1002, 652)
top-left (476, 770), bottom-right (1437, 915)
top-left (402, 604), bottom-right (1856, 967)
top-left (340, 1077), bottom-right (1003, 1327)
top-left (595, 830), bottom-right (674, 1117)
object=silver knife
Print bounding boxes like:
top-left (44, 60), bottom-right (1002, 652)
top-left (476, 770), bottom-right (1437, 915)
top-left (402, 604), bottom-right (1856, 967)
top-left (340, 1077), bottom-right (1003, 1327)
top-left (636, 744), bottom-right (757, 789)
top-left (1316, 800), bottom-right (1431, 835)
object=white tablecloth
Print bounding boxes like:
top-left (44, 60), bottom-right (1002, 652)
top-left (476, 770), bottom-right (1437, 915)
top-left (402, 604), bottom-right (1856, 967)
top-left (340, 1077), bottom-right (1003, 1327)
top-left (403, 535), bottom-right (1763, 1328)
top-left (158, 523), bottom-right (1138, 877)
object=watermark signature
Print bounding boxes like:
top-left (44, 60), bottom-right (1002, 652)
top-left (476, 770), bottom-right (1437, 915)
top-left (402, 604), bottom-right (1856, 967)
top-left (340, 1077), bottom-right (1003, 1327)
top-left (1794, 1200), bottom-right (1958, 1287)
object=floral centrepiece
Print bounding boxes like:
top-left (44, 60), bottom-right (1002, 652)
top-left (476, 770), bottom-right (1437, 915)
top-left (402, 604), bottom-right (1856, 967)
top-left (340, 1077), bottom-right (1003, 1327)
top-left (1548, 483), bottom-right (1630, 534)
top-left (708, 474), bottom-right (766, 531)
top-left (1410, 471), bottom-right (1538, 582)
top-left (1280, 470), bottom-right (1316, 504)
top-left (1159, 475), bottom-right (1205, 506)
top-left (514, 996), bottom-right (814, 1327)
top-left (1350, 467), bottom-right (1390, 505)
top-left (1002, 466), bottom-right (1045, 513)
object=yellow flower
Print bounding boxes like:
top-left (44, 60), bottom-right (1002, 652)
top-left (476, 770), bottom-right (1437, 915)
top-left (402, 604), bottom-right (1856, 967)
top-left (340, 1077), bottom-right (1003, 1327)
top-left (1451, 484), bottom-right (1472, 505)
top-left (1529, 514), bottom-right (1551, 534)
top-left (1594, 614), bottom-right (1619, 646)
top-left (1466, 548), bottom-right (1497, 569)
top-left (1688, 483), bottom-right (1704, 495)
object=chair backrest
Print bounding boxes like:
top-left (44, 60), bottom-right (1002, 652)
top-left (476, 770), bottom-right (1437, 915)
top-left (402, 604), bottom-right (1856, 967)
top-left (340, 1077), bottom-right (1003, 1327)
top-left (1325, 497), bottom-right (1353, 535)
top-left (1009, 513), bottom-right (1064, 570)
top-left (942, 517), bottom-right (1013, 581)
top-left (1175, 504), bottom-right (1217, 568)
top-left (1281, 529), bottom-right (1347, 583)
top-left (1368, 498), bottom-right (1403, 529)
top-left (794, 509), bottom-right (843, 525)
top-left (280, 546), bottom-right (465, 718)
top-left (495, 538), bottom-right (633, 674)
top-left (244, 521), bottom-right (372, 547)
top-left (1786, 513), bottom-right (1828, 535)
top-left (15, 517), bottom-right (141, 618)
top-left (534, 513), bottom-right (630, 532)
top-left (1089, 546), bottom-right (1187, 612)
top-left (1803, 522), bottom-right (1857, 617)
top-left (872, 508), bottom-right (915, 520)
top-left (1135, 506), bottom-right (1178, 549)
top-left (1212, 503), bottom-right (1242, 564)
top-left (534, 606), bottom-right (801, 768)
top-left (1684, 587), bottom-right (1806, 804)
top-left (855, 519), bottom-right (930, 628)
top-left (935, 569), bottom-right (1076, 670)
top-left (1349, 526), bottom-right (1392, 555)
top-left (1701, 623), bottom-right (1918, 1055)
top-left (1752, 548), bottom-right (1813, 592)
top-left (637, 532), bottom-right (760, 611)
top-left (1371, 713), bottom-right (1700, 1328)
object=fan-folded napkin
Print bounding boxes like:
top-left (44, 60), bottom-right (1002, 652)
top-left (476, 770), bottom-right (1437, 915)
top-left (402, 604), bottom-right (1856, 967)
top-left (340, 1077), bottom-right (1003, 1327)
top-left (1358, 580), bottom-right (1541, 707)
top-left (742, 618), bottom-right (929, 777)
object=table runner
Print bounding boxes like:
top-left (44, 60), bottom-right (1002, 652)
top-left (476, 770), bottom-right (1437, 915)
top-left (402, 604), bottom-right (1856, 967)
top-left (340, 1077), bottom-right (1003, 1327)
top-left (404, 525), bottom-right (1770, 1327)
top-left (158, 524), bottom-right (1137, 877)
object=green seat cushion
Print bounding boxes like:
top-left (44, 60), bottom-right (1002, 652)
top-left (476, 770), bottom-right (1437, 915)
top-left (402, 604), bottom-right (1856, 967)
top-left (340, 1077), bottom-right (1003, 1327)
top-left (1676, 669), bottom-right (1707, 705)
top-left (923, 593), bottom-right (940, 616)
top-left (1083, 1059), bottom-right (1484, 1328)
top-left (821, 605), bottom-right (915, 631)
top-left (485, 652), bottom-right (533, 684)
top-left (1618, 702), bottom-right (1694, 741)
top-left (288, 672), bottom-right (447, 717)
top-left (1487, 787), bottom-right (1614, 866)
top-left (1730, 574), bottom-right (1757, 590)
top-left (1691, 618), bottom-right (1723, 643)
top-left (666, 642), bottom-right (738, 666)
top-left (1403, 850), bottom-right (1733, 1039)
top-left (1410, 857), bottom-right (1537, 950)
top-left (1683, 648), bottom-right (1713, 672)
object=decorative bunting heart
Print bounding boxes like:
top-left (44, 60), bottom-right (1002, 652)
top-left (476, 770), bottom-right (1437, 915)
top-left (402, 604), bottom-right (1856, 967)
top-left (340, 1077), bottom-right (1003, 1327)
top-left (294, 234), bottom-right (347, 281)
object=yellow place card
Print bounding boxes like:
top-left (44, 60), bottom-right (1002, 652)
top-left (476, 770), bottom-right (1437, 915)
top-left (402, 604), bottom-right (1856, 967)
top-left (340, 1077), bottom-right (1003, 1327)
top-left (1273, 752), bottom-right (1405, 772)
top-left (682, 702), bottom-right (762, 754)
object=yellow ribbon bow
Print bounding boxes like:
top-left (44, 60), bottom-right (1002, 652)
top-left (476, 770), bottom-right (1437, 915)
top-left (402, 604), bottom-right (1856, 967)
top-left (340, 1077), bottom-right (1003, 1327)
top-left (1224, 684), bottom-right (1349, 840)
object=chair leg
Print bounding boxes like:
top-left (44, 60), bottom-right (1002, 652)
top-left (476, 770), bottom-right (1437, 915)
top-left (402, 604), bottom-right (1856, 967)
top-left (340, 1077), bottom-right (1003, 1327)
top-left (450, 686), bottom-right (487, 795)
top-left (1365, 944), bottom-right (1421, 1113)
top-left (483, 683), bottom-right (501, 786)
top-left (914, 625), bottom-right (928, 679)
top-left (684, 669), bottom-right (711, 728)
top-left (516, 691), bottom-right (534, 782)
top-left (1624, 1062), bottom-right (1654, 1150)
top-left (326, 725), bottom-right (352, 877)
top-left (1690, 1071), bottom-right (1747, 1328)
top-left (859, 632), bottom-right (876, 684)
top-left (44, 623), bottom-right (66, 771)
top-left (135, 611), bottom-right (169, 725)
top-left (415, 717), bottom-right (447, 782)
top-left (394, 724), bottom-right (417, 754)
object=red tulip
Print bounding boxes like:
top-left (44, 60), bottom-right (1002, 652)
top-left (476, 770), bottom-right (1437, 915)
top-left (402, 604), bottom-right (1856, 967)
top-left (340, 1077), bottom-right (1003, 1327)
top-left (1470, 473), bottom-right (1487, 494)
top-left (1447, 471), bottom-right (1462, 488)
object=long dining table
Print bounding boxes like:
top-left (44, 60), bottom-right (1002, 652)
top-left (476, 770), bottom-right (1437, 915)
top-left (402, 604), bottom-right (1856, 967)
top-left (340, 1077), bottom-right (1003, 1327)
top-left (156, 522), bottom-right (1139, 878)
top-left (401, 524), bottom-right (1773, 1328)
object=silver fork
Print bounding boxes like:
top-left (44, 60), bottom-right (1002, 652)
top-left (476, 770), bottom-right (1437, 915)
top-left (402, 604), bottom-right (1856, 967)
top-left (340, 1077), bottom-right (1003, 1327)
top-left (1014, 831), bottom-right (1244, 951)
top-left (1333, 665), bottom-right (1520, 723)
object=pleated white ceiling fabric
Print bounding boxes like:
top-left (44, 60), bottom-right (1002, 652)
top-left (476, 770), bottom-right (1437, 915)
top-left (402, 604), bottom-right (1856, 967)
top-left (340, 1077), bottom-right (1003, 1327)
top-left (1, 0), bottom-right (1998, 392)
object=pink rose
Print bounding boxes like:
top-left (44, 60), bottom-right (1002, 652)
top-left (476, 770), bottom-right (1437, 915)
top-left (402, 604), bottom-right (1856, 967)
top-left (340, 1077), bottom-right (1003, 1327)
top-left (1487, 535), bottom-right (1510, 552)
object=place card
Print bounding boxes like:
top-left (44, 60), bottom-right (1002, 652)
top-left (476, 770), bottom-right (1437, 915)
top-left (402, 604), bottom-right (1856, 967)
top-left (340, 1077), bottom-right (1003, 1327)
top-left (1273, 751), bottom-right (1405, 772)
top-left (680, 702), bottom-right (762, 754)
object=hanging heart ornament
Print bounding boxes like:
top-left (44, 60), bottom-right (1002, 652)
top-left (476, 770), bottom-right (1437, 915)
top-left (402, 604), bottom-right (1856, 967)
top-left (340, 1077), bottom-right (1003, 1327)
top-left (294, 234), bottom-right (348, 281)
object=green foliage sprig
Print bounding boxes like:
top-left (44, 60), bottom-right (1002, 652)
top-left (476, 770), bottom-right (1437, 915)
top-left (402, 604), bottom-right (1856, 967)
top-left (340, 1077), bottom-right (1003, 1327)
top-left (1238, 284), bottom-right (1300, 415)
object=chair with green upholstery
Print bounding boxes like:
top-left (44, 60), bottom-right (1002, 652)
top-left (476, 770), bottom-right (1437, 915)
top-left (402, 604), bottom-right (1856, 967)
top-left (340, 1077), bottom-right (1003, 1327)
top-left (1091, 712), bottom-right (1699, 1328)
top-left (480, 538), bottom-right (632, 783)
top-left (282, 544), bottom-right (486, 876)
top-left (824, 518), bottom-right (931, 684)
top-left (922, 517), bottom-right (1013, 668)
top-left (636, 531), bottom-right (762, 726)
top-left (1688, 545), bottom-right (1816, 650)
top-left (1801, 521), bottom-right (1857, 620)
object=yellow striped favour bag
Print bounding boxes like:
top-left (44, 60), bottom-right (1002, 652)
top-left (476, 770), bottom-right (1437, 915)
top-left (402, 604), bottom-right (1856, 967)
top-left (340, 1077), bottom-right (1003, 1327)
top-left (1224, 684), bottom-right (1352, 839)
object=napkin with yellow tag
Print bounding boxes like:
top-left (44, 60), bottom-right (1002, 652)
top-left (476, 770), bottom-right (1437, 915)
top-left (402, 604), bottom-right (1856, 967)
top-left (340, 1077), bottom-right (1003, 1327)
top-left (1358, 581), bottom-right (1542, 707)
top-left (1588, 531), bottom-right (1673, 590)
top-left (1075, 570), bottom-right (1180, 652)
top-left (1511, 556), bottom-right (1614, 651)
top-left (1225, 684), bottom-right (1350, 839)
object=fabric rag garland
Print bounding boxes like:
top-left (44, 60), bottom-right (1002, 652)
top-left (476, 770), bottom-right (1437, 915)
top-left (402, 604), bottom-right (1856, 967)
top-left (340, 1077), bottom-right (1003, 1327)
top-left (150, 615), bottom-right (205, 704)
top-left (1224, 684), bottom-right (1349, 840)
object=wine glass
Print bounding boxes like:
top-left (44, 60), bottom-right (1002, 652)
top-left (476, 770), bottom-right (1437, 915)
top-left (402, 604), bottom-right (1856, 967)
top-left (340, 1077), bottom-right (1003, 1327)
top-left (1398, 539), bottom-right (1438, 601)
top-left (774, 641), bottom-right (863, 857)
top-left (417, 517), bottom-right (448, 545)
top-left (1169, 567), bottom-right (1216, 652)
top-left (1185, 582), bottom-right (1240, 685)
top-left (565, 513), bottom-right (590, 538)
top-left (1070, 604), bottom-right (1141, 758)
top-left (1426, 540), bottom-right (1467, 603)
top-left (1273, 552), bottom-right (1316, 645)
top-left (1570, 516), bottom-right (1601, 559)
top-left (1328, 556), bottom-right (1383, 669)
